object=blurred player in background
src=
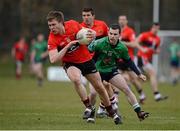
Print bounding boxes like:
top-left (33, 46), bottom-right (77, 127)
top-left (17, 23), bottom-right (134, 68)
top-left (11, 37), bottom-right (28, 79)
top-left (136, 23), bottom-right (168, 101)
top-left (169, 38), bottom-right (180, 86)
top-left (46, 10), bottom-right (121, 124)
top-left (29, 38), bottom-right (36, 76)
top-left (118, 15), bottom-right (146, 104)
top-left (30, 33), bottom-right (48, 86)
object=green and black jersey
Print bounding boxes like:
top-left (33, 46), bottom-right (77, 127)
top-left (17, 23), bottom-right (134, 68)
top-left (88, 37), bottom-right (130, 73)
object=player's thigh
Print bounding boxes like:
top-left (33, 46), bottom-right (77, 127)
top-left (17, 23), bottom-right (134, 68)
top-left (143, 63), bottom-right (156, 77)
top-left (66, 66), bottom-right (82, 82)
top-left (128, 71), bottom-right (138, 79)
top-left (122, 72), bottom-right (130, 82)
top-left (109, 74), bottom-right (129, 91)
top-left (85, 72), bottom-right (102, 88)
top-left (33, 63), bottom-right (41, 72)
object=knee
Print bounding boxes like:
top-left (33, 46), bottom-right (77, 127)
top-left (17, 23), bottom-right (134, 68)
top-left (122, 86), bottom-right (131, 95)
top-left (71, 77), bottom-right (82, 86)
top-left (103, 82), bottom-right (111, 92)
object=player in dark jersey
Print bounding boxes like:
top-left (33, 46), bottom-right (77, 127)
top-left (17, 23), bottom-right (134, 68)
top-left (88, 24), bottom-right (149, 121)
top-left (118, 15), bottom-right (146, 104)
top-left (46, 10), bottom-right (121, 124)
top-left (136, 23), bottom-right (168, 101)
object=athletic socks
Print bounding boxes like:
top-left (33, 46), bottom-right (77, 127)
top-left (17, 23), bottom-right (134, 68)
top-left (110, 96), bottom-right (118, 111)
top-left (97, 102), bottom-right (106, 114)
top-left (133, 103), bottom-right (141, 113)
top-left (83, 98), bottom-right (92, 108)
top-left (139, 92), bottom-right (146, 100)
top-left (154, 92), bottom-right (162, 100)
top-left (114, 91), bottom-right (119, 103)
top-left (105, 105), bottom-right (116, 117)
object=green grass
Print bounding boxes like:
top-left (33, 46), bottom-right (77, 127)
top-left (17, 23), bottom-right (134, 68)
top-left (0, 57), bottom-right (180, 129)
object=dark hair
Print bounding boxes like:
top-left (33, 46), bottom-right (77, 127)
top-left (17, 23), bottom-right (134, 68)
top-left (109, 24), bottom-right (121, 33)
top-left (82, 7), bottom-right (95, 15)
top-left (153, 22), bottom-right (160, 26)
top-left (46, 11), bottom-right (64, 23)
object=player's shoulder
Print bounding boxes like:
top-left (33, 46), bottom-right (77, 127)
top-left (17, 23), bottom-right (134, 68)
top-left (94, 20), bottom-right (107, 26)
top-left (93, 37), bottom-right (107, 46)
top-left (126, 26), bottom-right (135, 33)
top-left (80, 21), bottom-right (85, 26)
top-left (143, 31), bottom-right (150, 35)
top-left (95, 36), bottom-right (107, 43)
top-left (65, 20), bottom-right (80, 26)
top-left (139, 31), bottom-right (150, 38)
top-left (117, 41), bottom-right (128, 50)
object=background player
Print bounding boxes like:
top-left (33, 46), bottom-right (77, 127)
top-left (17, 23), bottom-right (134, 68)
top-left (30, 33), bottom-right (48, 86)
top-left (136, 23), bottom-right (168, 101)
top-left (118, 15), bottom-right (146, 104)
top-left (11, 37), bottom-right (28, 79)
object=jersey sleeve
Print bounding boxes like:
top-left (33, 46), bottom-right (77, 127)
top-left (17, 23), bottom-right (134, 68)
top-left (71, 20), bottom-right (82, 31)
top-left (47, 34), bottom-right (57, 51)
top-left (88, 39), bottom-right (103, 52)
top-left (129, 30), bottom-right (136, 41)
top-left (138, 32), bottom-right (147, 43)
top-left (88, 40), bottom-right (98, 52)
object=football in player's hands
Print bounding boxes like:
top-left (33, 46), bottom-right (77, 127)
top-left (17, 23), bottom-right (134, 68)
top-left (76, 28), bottom-right (96, 45)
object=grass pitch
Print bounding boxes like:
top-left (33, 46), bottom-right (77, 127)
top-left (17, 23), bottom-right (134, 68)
top-left (0, 60), bottom-right (180, 130)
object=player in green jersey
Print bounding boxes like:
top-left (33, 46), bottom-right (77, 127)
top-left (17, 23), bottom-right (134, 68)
top-left (88, 24), bottom-right (149, 121)
top-left (169, 38), bottom-right (180, 86)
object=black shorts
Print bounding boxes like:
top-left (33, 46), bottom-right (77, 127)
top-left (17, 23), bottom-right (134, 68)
top-left (63, 59), bottom-right (97, 76)
top-left (100, 69), bottom-right (119, 82)
top-left (170, 59), bottom-right (179, 67)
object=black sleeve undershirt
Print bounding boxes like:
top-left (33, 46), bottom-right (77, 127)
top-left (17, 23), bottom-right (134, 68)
top-left (123, 58), bottom-right (141, 76)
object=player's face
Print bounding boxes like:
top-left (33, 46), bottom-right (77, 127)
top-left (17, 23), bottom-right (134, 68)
top-left (37, 34), bottom-right (44, 42)
top-left (118, 16), bottom-right (128, 27)
top-left (108, 28), bottom-right (120, 45)
top-left (48, 19), bottom-right (65, 35)
top-left (151, 25), bottom-right (160, 35)
top-left (82, 11), bottom-right (94, 26)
